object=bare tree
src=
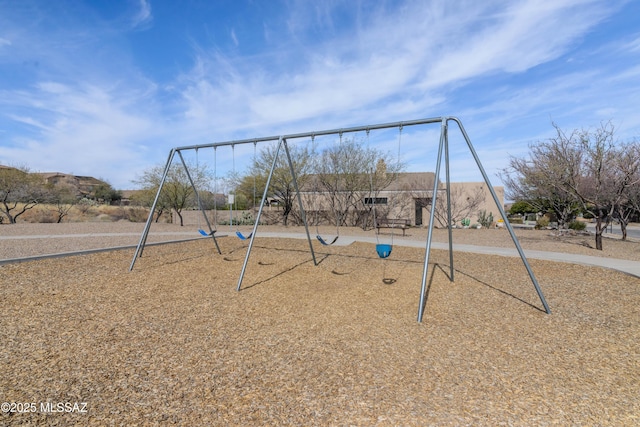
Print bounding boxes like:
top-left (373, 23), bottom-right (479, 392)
top-left (502, 121), bottom-right (636, 250)
top-left (622, 158), bottom-right (640, 239)
top-left (315, 137), bottom-right (400, 228)
top-left (609, 140), bottom-right (640, 240)
top-left (567, 122), bottom-right (640, 249)
top-left (433, 185), bottom-right (486, 227)
top-left (500, 131), bottom-right (582, 228)
top-left (0, 165), bottom-right (46, 224)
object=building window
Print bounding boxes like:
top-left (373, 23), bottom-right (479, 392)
top-left (364, 197), bottom-right (388, 206)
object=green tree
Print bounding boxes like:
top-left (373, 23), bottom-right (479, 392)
top-left (232, 174), bottom-right (257, 210)
top-left (129, 188), bottom-right (169, 222)
top-left (133, 159), bottom-right (211, 226)
top-left (93, 182), bottom-right (122, 204)
top-left (508, 200), bottom-right (535, 216)
top-left (249, 141), bottom-right (315, 226)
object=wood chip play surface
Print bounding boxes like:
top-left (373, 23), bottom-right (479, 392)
top-left (1, 234), bottom-right (638, 425)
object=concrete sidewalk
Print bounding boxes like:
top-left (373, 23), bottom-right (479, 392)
top-left (255, 232), bottom-right (640, 279)
top-left (2, 230), bottom-right (639, 279)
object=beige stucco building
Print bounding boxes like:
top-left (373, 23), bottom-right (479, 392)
top-left (299, 172), bottom-right (504, 229)
top-left (178, 172), bottom-right (504, 228)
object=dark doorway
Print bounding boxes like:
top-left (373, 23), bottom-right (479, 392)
top-left (414, 198), bottom-right (431, 226)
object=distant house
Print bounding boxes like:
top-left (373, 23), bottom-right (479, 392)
top-left (298, 172), bottom-right (504, 228)
top-left (174, 171), bottom-right (504, 228)
top-left (35, 172), bottom-right (109, 199)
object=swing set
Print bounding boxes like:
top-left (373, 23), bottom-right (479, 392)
top-left (129, 116), bottom-right (551, 322)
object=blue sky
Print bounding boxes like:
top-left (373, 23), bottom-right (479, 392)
top-left (1, 0), bottom-right (639, 190)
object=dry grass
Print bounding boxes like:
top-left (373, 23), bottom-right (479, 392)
top-left (10, 203), bottom-right (160, 224)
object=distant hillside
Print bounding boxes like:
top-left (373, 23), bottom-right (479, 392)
top-left (35, 172), bottom-right (111, 197)
top-left (1, 165), bottom-right (112, 199)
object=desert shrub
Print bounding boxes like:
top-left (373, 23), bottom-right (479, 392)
top-left (477, 210), bottom-right (493, 229)
top-left (239, 211), bottom-right (254, 225)
top-left (22, 207), bottom-right (57, 223)
top-left (76, 198), bottom-right (97, 215)
top-left (126, 207), bottom-right (149, 222)
top-left (18, 206), bottom-right (49, 223)
top-left (535, 217), bottom-right (550, 229)
top-left (105, 206), bottom-right (127, 221)
top-left (220, 211), bottom-right (255, 226)
top-left (568, 220), bottom-right (587, 231)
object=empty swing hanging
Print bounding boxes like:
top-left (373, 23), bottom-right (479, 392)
top-left (314, 179), bottom-right (340, 246)
top-left (230, 144), bottom-right (253, 241)
top-left (199, 146), bottom-right (221, 237)
top-left (313, 135), bottom-right (341, 246)
top-left (195, 147), bottom-right (215, 237)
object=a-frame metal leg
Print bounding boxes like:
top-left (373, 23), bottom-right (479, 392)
top-left (443, 122), bottom-right (455, 281)
top-left (282, 138), bottom-right (317, 266)
top-left (418, 122), bottom-right (447, 322)
top-left (177, 150), bottom-right (221, 254)
top-left (449, 118), bottom-right (550, 314)
top-left (129, 149), bottom-right (176, 271)
top-left (236, 138), bottom-right (318, 291)
top-left (236, 139), bottom-right (281, 291)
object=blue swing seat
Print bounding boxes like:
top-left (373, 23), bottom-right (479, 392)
top-left (236, 231), bottom-right (253, 240)
top-left (376, 244), bottom-right (392, 259)
top-left (198, 229), bottom-right (210, 236)
top-left (316, 235), bottom-right (339, 246)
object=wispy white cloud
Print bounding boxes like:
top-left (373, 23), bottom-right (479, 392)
top-left (176, 0), bottom-right (617, 132)
top-left (131, 0), bottom-right (152, 30)
top-left (230, 29), bottom-right (239, 47)
top-left (0, 80), bottom-right (163, 184)
top-left (621, 34), bottom-right (640, 53)
top-left (422, 0), bottom-right (612, 87)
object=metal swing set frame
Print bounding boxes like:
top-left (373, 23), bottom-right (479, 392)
top-left (129, 116), bottom-right (550, 322)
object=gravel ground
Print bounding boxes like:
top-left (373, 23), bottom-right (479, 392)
top-left (1, 222), bottom-right (639, 425)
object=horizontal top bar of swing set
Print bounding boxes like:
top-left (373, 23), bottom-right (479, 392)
top-left (173, 116), bottom-right (457, 152)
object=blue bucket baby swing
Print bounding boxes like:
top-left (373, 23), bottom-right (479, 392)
top-left (370, 125), bottom-right (403, 259)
